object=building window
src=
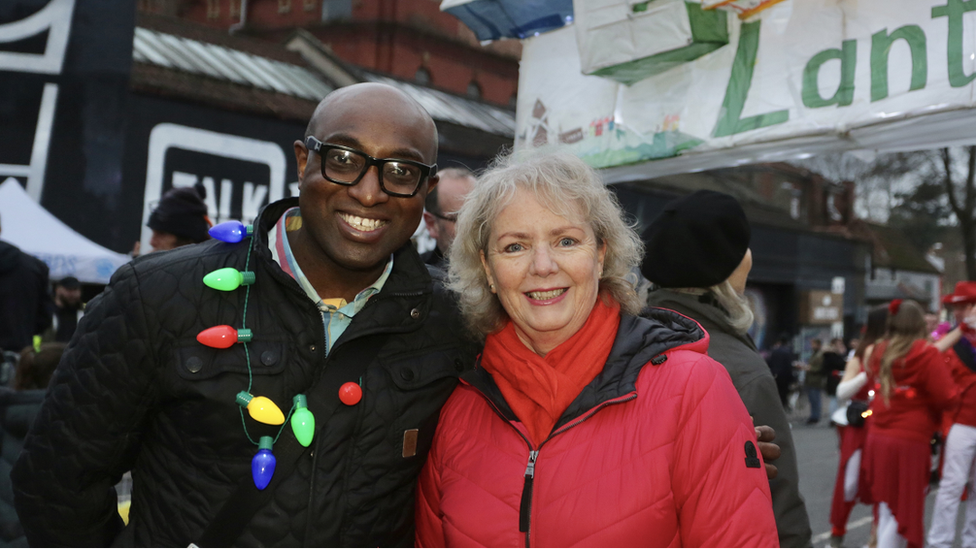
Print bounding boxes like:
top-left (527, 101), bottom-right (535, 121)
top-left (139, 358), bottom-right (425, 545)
top-left (279, 0), bottom-right (292, 14)
top-left (321, 0), bottom-right (351, 21)
top-left (230, 0), bottom-right (241, 17)
top-left (304, 0), bottom-right (316, 11)
top-left (415, 67), bottom-right (431, 86)
top-left (207, 0), bottom-right (220, 18)
top-left (466, 80), bottom-right (482, 100)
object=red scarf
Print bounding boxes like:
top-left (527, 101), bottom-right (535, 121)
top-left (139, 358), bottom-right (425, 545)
top-left (481, 298), bottom-right (621, 447)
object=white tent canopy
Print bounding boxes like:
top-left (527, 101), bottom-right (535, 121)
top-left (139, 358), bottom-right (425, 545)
top-left (0, 178), bottom-right (129, 284)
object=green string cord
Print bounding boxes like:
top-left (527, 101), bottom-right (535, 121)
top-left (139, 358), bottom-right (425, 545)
top-left (236, 229), bottom-right (297, 447)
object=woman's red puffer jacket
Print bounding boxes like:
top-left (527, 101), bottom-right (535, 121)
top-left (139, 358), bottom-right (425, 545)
top-left (416, 309), bottom-right (778, 547)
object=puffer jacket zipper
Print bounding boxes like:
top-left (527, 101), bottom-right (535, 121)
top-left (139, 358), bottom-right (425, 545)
top-left (468, 385), bottom-right (639, 547)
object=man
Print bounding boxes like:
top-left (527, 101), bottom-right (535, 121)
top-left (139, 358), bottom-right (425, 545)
top-left (767, 335), bottom-right (796, 408)
top-left (929, 282), bottom-right (976, 547)
top-left (804, 338), bottom-right (825, 425)
top-left (12, 83), bottom-right (475, 546)
top-left (49, 276), bottom-right (84, 343)
top-left (145, 182), bottom-right (211, 253)
top-left (0, 212), bottom-right (52, 353)
top-left (420, 167), bottom-right (475, 270)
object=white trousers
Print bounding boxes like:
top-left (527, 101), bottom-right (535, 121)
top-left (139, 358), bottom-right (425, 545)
top-left (929, 423), bottom-right (976, 548)
top-left (878, 502), bottom-right (907, 548)
top-left (844, 449), bottom-right (861, 501)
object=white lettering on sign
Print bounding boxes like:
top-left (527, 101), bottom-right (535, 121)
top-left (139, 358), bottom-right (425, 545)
top-left (814, 307), bottom-right (840, 321)
top-left (142, 124), bottom-right (286, 249)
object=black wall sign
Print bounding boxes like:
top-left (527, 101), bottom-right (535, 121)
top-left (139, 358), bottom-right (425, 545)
top-left (0, 0), bottom-right (135, 252)
top-left (121, 94), bottom-right (306, 252)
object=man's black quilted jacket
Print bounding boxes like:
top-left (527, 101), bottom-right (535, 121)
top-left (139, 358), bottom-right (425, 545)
top-left (11, 198), bottom-right (475, 547)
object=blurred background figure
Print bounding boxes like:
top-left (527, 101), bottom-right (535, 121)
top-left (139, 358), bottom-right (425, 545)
top-left (47, 277), bottom-right (84, 343)
top-left (642, 189), bottom-right (812, 547)
top-left (767, 335), bottom-right (797, 408)
top-left (829, 305), bottom-right (888, 548)
top-left (824, 338), bottom-right (848, 421)
top-left (0, 342), bottom-right (65, 547)
top-left (803, 338), bottom-right (825, 425)
top-left (0, 213), bottom-right (52, 357)
top-left (144, 183), bottom-right (212, 253)
top-left (860, 300), bottom-right (958, 548)
top-left (928, 281), bottom-right (976, 547)
top-left (421, 167), bottom-right (475, 270)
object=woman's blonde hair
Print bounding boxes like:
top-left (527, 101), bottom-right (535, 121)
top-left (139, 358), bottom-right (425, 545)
top-left (447, 150), bottom-right (644, 337)
top-left (876, 300), bottom-right (926, 403)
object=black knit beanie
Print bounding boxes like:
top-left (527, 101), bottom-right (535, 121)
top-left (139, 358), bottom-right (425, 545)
top-left (147, 183), bottom-right (210, 243)
top-left (640, 190), bottom-right (751, 289)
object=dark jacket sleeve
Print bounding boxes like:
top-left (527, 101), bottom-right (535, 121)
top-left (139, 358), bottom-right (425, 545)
top-left (11, 263), bottom-right (157, 546)
top-left (32, 260), bottom-right (53, 337)
top-left (739, 371), bottom-right (812, 547)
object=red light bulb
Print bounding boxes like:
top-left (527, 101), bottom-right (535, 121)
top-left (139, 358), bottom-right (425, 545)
top-left (197, 326), bottom-right (253, 349)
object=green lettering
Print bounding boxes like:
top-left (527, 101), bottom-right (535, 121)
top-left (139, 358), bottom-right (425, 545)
top-left (932, 0), bottom-right (976, 87)
top-left (870, 26), bottom-right (927, 102)
top-left (802, 40), bottom-right (857, 108)
top-left (713, 20), bottom-right (789, 138)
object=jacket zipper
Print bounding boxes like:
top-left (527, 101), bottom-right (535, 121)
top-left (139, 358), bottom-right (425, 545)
top-left (468, 386), bottom-right (637, 547)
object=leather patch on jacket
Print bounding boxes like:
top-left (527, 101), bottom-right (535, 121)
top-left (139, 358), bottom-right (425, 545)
top-left (402, 429), bottom-right (419, 458)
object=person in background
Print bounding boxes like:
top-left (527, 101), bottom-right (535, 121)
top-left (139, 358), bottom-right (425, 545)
top-left (928, 281), bottom-right (976, 548)
top-left (0, 212), bottom-right (52, 355)
top-left (11, 83), bottom-right (475, 546)
top-left (824, 338), bottom-right (848, 421)
top-left (768, 335), bottom-right (797, 408)
top-left (421, 167), bottom-right (475, 271)
top-left (49, 277), bottom-right (84, 343)
top-left (804, 338), bottom-right (825, 425)
top-left (860, 299), bottom-right (959, 548)
top-left (0, 342), bottom-right (66, 546)
top-left (847, 337), bottom-right (860, 361)
top-left (416, 152), bottom-right (778, 547)
top-left (828, 305), bottom-right (888, 548)
top-left (642, 189), bottom-right (811, 547)
top-left (145, 182), bottom-right (212, 253)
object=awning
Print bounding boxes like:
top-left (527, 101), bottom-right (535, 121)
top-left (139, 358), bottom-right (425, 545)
top-left (440, 0), bottom-right (573, 40)
top-left (0, 178), bottom-right (129, 284)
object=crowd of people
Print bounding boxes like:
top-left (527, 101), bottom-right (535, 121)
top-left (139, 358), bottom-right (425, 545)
top-left (0, 81), bottom-right (974, 547)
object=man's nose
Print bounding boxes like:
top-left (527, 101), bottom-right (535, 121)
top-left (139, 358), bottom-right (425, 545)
top-left (348, 165), bottom-right (389, 207)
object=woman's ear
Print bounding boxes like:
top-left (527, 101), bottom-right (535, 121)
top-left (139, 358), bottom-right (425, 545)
top-left (480, 250), bottom-right (496, 293)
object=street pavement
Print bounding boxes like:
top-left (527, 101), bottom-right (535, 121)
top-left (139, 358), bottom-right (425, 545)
top-left (790, 404), bottom-right (969, 548)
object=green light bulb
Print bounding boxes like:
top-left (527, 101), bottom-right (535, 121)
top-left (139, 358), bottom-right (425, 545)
top-left (203, 268), bottom-right (255, 291)
top-left (291, 394), bottom-right (315, 447)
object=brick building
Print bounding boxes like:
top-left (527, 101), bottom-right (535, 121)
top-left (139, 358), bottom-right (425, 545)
top-left (138, 0), bottom-right (521, 107)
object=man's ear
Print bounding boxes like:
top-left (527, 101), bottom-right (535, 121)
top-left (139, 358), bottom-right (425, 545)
top-left (294, 140), bottom-right (308, 181)
top-left (423, 211), bottom-right (439, 240)
top-left (425, 174), bottom-right (439, 196)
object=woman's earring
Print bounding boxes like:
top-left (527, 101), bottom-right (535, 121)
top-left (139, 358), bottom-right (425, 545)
top-left (489, 283), bottom-right (496, 293)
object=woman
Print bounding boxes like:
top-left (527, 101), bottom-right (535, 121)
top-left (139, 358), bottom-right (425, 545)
top-left (415, 152), bottom-right (778, 547)
top-left (828, 305), bottom-right (887, 548)
top-left (642, 190), bottom-right (810, 547)
top-left (860, 299), bottom-right (958, 548)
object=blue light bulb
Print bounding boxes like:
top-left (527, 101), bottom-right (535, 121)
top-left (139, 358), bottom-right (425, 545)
top-left (252, 436), bottom-right (276, 490)
top-left (209, 221), bottom-right (253, 243)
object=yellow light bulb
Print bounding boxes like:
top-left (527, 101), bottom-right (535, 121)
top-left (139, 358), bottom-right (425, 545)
top-left (236, 392), bottom-right (285, 425)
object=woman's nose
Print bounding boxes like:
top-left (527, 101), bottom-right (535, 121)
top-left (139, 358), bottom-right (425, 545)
top-left (529, 246), bottom-right (557, 276)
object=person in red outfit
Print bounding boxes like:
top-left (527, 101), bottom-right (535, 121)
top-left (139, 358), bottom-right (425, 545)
top-left (415, 152), bottom-right (779, 548)
top-left (860, 299), bottom-right (960, 548)
top-left (828, 305), bottom-right (887, 548)
top-left (928, 281), bottom-right (976, 547)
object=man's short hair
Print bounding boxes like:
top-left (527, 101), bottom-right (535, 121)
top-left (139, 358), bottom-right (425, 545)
top-left (425, 167), bottom-right (474, 214)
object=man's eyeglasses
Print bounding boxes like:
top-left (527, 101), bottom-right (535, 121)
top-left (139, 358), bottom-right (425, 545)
top-left (429, 211), bottom-right (458, 223)
top-left (305, 136), bottom-right (437, 198)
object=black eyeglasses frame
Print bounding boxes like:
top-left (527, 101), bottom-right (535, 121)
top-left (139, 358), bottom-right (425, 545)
top-left (304, 136), bottom-right (438, 198)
